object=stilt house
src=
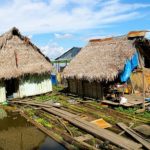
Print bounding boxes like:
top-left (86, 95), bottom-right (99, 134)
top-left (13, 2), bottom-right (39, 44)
top-left (0, 27), bottom-right (53, 102)
top-left (63, 31), bottom-right (150, 100)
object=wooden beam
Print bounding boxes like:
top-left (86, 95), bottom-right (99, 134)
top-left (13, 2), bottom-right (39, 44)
top-left (74, 134), bottom-right (93, 142)
top-left (117, 122), bottom-right (150, 150)
top-left (142, 69), bottom-right (145, 110)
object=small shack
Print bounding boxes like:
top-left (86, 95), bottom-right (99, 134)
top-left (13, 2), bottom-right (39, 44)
top-left (0, 27), bottom-right (53, 102)
top-left (63, 31), bottom-right (150, 100)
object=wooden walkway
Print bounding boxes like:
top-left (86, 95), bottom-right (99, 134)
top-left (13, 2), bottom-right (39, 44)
top-left (10, 101), bottom-right (142, 150)
top-left (102, 94), bottom-right (150, 107)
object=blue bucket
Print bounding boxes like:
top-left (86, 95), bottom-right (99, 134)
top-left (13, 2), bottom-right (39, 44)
top-left (51, 74), bottom-right (57, 85)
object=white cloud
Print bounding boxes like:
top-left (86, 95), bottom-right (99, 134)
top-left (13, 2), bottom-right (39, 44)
top-left (54, 33), bottom-right (73, 39)
top-left (27, 35), bottom-right (33, 39)
top-left (0, 0), bottom-right (149, 34)
top-left (41, 42), bottom-right (65, 60)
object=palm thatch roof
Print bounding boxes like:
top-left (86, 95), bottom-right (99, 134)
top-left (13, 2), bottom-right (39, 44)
top-left (63, 35), bottom-right (139, 82)
top-left (0, 27), bottom-right (52, 79)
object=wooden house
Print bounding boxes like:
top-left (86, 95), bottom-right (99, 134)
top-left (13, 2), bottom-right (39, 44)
top-left (63, 31), bottom-right (150, 100)
top-left (0, 27), bottom-right (53, 102)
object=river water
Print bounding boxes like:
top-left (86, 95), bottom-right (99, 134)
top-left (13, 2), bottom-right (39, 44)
top-left (0, 109), bottom-right (66, 150)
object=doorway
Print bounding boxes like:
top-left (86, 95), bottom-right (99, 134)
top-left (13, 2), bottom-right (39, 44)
top-left (5, 78), bottom-right (19, 98)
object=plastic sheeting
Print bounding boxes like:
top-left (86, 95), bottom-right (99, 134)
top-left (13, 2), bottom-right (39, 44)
top-left (120, 52), bottom-right (139, 82)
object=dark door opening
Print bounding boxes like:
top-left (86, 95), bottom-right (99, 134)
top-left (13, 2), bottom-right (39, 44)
top-left (5, 78), bottom-right (19, 98)
top-left (144, 57), bottom-right (150, 68)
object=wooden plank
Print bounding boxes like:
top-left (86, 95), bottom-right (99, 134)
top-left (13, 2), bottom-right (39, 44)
top-left (10, 101), bottom-right (53, 108)
top-left (102, 100), bottom-right (143, 107)
top-left (117, 122), bottom-right (150, 150)
top-left (145, 102), bottom-right (150, 106)
top-left (118, 123), bottom-right (134, 136)
top-left (74, 134), bottom-right (93, 142)
top-left (101, 100), bottom-right (119, 106)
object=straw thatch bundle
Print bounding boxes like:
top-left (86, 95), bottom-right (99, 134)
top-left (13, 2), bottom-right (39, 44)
top-left (0, 27), bottom-right (52, 79)
top-left (63, 36), bottom-right (136, 82)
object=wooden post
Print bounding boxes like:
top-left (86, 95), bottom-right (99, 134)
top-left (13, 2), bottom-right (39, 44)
top-left (82, 80), bottom-right (84, 99)
top-left (58, 61), bottom-right (60, 72)
top-left (130, 77), bottom-right (135, 94)
top-left (75, 78), bottom-right (78, 95)
top-left (67, 79), bottom-right (70, 94)
top-left (142, 69), bottom-right (145, 110)
top-left (137, 48), bottom-right (145, 110)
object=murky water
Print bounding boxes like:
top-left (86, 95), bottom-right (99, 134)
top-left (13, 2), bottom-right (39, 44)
top-left (0, 110), bottom-right (66, 150)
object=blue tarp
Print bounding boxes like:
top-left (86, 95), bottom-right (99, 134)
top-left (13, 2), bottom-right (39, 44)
top-left (120, 52), bottom-right (139, 82)
top-left (131, 52), bottom-right (139, 71)
top-left (120, 60), bottom-right (132, 82)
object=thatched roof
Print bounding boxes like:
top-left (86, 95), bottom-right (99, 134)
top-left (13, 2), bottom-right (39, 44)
top-left (0, 27), bottom-right (52, 79)
top-left (63, 35), bottom-right (138, 82)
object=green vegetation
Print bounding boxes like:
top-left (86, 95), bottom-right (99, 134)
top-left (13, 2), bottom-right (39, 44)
top-left (115, 107), bottom-right (150, 121)
top-left (0, 108), bottom-right (7, 119)
top-left (34, 94), bottom-right (51, 102)
top-left (115, 107), bottom-right (137, 114)
top-left (35, 118), bottom-right (52, 128)
top-left (26, 108), bottom-right (36, 117)
top-left (53, 85), bottom-right (64, 92)
top-left (137, 111), bottom-right (150, 119)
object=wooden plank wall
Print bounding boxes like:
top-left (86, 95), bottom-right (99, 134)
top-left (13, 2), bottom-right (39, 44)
top-left (68, 79), bottom-right (103, 100)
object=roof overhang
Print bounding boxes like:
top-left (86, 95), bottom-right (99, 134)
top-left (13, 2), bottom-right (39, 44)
top-left (127, 31), bottom-right (149, 38)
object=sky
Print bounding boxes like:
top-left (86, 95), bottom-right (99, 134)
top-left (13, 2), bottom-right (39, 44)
top-left (0, 0), bottom-right (150, 60)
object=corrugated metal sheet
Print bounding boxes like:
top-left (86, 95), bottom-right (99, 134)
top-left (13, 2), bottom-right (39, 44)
top-left (55, 47), bottom-right (81, 60)
top-left (89, 38), bottom-right (112, 43)
top-left (128, 31), bottom-right (148, 38)
top-left (19, 75), bottom-right (52, 98)
top-left (0, 81), bottom-right (6, 102)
